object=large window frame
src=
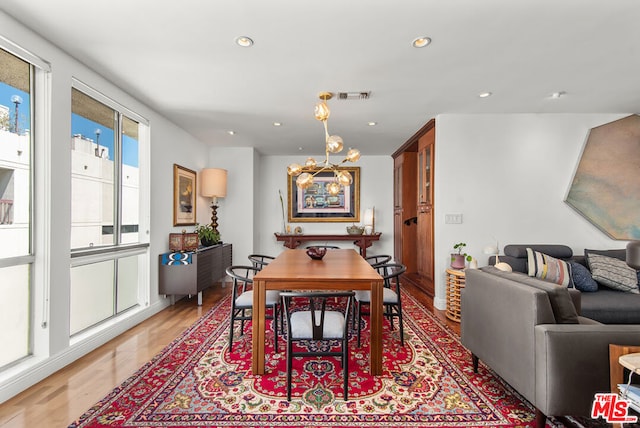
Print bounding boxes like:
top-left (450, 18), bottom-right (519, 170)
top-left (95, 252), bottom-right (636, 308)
top-left (70, 79), bottom-right (150, 337)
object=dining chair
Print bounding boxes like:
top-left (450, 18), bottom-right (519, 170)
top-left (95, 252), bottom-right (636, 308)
top-left (280, 290), bottom-right (354, 401)
top-left (225, 265), bottom-right (281, 353)
top-left (364, 254), bottom-right (392, 268)
top-left (355, 263), bottom-right (407, 347)
top-left (248, 254), bottom-right (275, 271)
top-left (305, 245), bottom-right (340, 250)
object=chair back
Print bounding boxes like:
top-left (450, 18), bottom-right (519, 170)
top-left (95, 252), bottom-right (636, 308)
top-left (281, 291), bottom-right (354, 340)
top-left (248, 254), bottom-right (275, 271)
top-left (305, 245), bottom-right (340, 250)
top-left (225, 265), bottom-right (259, 298)
top-left (364, 254), bottom-right (392, 268)
top-left (379, 263), bottom-right (406, 289)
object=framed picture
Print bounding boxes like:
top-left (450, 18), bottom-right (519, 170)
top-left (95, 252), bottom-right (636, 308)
top-left (173, 164), bottom-right (197, 226)
top-left (288, 166), bottom-right (360, 222)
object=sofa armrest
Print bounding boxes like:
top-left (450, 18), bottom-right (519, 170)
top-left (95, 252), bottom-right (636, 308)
top-left (534, 324), bottom-right (640, 417)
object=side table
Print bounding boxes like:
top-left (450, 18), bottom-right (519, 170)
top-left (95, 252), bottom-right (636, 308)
top-left (445, 268), bottom-right (465, 322)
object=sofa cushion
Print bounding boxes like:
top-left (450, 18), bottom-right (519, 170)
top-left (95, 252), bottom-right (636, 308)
top-left (569, 261), bottom-right (598, 292)
top-left (584, 248), bottom-right (626, 264)
top-left (586, 253), bottom-right (639, 294)
top-left (505, 244), bottom-right (573, 259)
top-left (580, 288), bottom-right (640, 323)
top-left (481, 266), bottom-right (579, 324)
top-left (527, 248), bottom-right (573, 287)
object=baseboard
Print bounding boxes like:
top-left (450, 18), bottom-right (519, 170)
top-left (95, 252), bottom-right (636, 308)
top-left (0, 299), bottom-right (169, 404)
top-left (433, 296), bottom-right (447, 310)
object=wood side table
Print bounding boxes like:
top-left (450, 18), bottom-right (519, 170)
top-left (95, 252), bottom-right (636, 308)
top-left (445, 268), bottom-right (465, 322)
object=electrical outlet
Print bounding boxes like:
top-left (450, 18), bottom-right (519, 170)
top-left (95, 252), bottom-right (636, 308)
top-left (445, 213), bottom-right (463, 224)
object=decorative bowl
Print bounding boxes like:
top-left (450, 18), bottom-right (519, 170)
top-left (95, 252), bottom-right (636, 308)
top-left (306, 247), bottom-right (327, 260)
top-left (346, 225), bottom-right (365, 235)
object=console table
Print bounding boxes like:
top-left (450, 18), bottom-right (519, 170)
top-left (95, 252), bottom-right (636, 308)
top-left (159, 243), bottom-right (232, 305)
top-left (274, 233), bottom-right (381, 258)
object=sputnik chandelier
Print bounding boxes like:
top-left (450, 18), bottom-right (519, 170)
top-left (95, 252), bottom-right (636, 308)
top-left (287, 92), bottom-right (360, 196)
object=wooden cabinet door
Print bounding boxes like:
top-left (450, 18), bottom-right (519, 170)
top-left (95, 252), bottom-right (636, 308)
top-left (416, 129), bottom-right (435, 296)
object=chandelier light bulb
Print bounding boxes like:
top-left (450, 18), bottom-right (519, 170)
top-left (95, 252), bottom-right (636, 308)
top-left (326, 135), bottom-right (344, 153)
top-left (296, 172), bottom-right (314, 189)
top-left (336, 170), bottom-right (353, 186)
top-left (346, 148), bottom-right (360, 162)
top-left (304, 157), bottom-right (317, 168)
top-left (287, 163), bottom-right (303, 176)
top-left (326, 181), bottom-right (341, 196)
top-left (314, 101), bottom-right (330, 122)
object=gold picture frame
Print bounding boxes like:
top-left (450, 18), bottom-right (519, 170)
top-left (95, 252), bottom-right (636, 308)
top-left (288, 166), bottom-right (360, 223)
top-left (173, 164), bottom-right (197, 226)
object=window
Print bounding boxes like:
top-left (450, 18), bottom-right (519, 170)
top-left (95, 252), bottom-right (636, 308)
top-left (70, 82), bottom-right (149, 335)
top-left (0, 47), bottom-right (33, 368)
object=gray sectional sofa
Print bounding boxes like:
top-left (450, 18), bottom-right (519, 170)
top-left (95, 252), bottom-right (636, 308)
top-left (461, 244), bottom-right (640, 427)
top-left (490, 244), bottom-right (640, 323)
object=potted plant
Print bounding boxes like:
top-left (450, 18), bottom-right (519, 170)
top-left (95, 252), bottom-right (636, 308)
top-left (194, 223), bottom-right (220, 247)
top-left (451, 242), bottom-right (472, 269)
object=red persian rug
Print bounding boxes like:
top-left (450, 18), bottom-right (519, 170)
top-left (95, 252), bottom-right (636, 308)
top-left (70, 291), bottom-right (575, 428)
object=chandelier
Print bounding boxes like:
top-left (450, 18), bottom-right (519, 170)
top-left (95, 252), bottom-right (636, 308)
top-left (287, 92), bottom-right (360, 196)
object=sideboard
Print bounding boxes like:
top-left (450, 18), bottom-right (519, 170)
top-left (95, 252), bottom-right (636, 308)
top-left (274, 233), bottom-right (381, 258)
top-left (159, 243), bottom-right (232, 305)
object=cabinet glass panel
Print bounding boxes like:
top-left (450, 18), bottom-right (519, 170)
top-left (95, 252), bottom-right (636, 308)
top-left (425, 146), bottom-right (431, 204)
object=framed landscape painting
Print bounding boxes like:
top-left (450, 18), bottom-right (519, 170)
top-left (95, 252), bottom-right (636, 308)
top-left (287, 166), bottom-right (360, 222)
top-left (173, 164), bottom-right (196, 226)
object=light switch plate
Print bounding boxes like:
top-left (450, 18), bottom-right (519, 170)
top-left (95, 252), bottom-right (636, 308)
top-left (445, 213), bottom-right (463, 224)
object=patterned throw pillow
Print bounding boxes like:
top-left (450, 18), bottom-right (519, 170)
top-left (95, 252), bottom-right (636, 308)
top-left (526, 248), bottom-right (573, 287)
top-left (586, 253), bottom-right (639, 294)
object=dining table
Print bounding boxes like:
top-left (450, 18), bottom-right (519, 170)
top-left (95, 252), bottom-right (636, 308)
top-left (251, 248), bottom-right (384, 375)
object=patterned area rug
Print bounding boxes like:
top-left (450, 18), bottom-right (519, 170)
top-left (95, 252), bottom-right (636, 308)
top-left (70, 291), bottom-right (571, 427)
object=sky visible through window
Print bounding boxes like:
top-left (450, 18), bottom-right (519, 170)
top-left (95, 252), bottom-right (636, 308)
top-left (0, 81), bottom-right (138, 167)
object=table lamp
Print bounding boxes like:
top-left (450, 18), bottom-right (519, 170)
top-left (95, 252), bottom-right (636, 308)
top-left (364, 207), bottom-right (375, 235)
top-left (483, 243), bottom-right (512, 272)
top-left (200, 168), bottom-right (227, 234)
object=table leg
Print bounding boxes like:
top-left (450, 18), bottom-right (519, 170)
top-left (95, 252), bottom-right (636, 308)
top-left (369, 279), bottom-right (383, 375)
top-left (252, 280), bottom-right (267, 374)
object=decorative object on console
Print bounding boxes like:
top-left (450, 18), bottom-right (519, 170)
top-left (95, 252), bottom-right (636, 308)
top-left (628, 240), bottom-right (640, 269)
top-left (194, 223), bottom-right (220, 248)
top-left (173, 164), bottom-right (197, 226)
top-left (346, 225), bottom-right (364, 235)
top-left (364, 207), bottom-right (375, 234)
top-left (286, 92), bottom-right (361, 197)
top-left (169, 231), bottom-right (199, 252)
top-left (200, 168), bottom-right (227, 235)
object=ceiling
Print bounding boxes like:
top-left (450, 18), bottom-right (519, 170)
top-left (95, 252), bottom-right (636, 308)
top-left (1, 0), bottom-right (639, 156)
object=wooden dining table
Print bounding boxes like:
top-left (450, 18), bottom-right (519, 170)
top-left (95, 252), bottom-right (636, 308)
top-left (252, 248), bottom-right (384, 375)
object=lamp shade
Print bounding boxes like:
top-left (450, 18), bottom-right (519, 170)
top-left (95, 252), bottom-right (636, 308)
top-left (200, 168), bottom-right (227, 198)
top-left (364, 208), bottom-right (374, 226)
top-left (627, 241), bottom-right (640, 270)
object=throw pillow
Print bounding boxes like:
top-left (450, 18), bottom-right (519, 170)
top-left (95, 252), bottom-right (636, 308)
top-left (527, 248), bottom-right (573, 287)
top-left (586, 253), bottom-right (639, 293)
top-left (569, 261), bottom-right (598, 292)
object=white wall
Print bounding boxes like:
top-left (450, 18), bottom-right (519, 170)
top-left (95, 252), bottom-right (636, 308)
top-left (0, 10), bottom-right (209, 401)
top-left (433, 113), bottom-right (630, 308)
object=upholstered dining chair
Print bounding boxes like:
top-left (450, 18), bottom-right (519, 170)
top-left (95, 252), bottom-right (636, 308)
top-left (225, 265), bottom-right (281, 353)
top-left (280, 291), bottom-right (355, 401)
top-left (355, 263), bottom-right (407, 347)
top-left (248, 254), bottom-right (275, 271)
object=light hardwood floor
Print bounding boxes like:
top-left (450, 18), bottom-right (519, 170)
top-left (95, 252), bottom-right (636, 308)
top-left (0, 283), bottom-right (458, 428)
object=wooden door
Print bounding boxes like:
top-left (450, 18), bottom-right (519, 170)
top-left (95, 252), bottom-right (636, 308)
top-left (393, 152), bottom-right (417, 272)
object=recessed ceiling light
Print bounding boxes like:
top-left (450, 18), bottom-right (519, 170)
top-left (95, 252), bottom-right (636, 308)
top-left (550, 91), bottom-right (566, 99)
top-left (411, 36), bottom-right (432, 48)
top-left (478, 92), bottom-right (492, 98)
top-left (273, 122), bottom-right (282, 127)
top-left (367, 122), bottom-right (377, 126)
top-left (227, 130), bottom-right (235, 135)
top-left (235, 36), bottom-right (254, 47)
top-left (298, 147), bottom-right (303, 151)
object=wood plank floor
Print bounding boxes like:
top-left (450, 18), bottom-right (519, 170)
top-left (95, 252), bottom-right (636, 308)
top-left (0, 283), bottom-right (459, 428)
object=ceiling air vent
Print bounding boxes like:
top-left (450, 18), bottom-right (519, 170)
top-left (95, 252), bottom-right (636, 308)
top-left (337, 91), bottom-right (371, 100)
